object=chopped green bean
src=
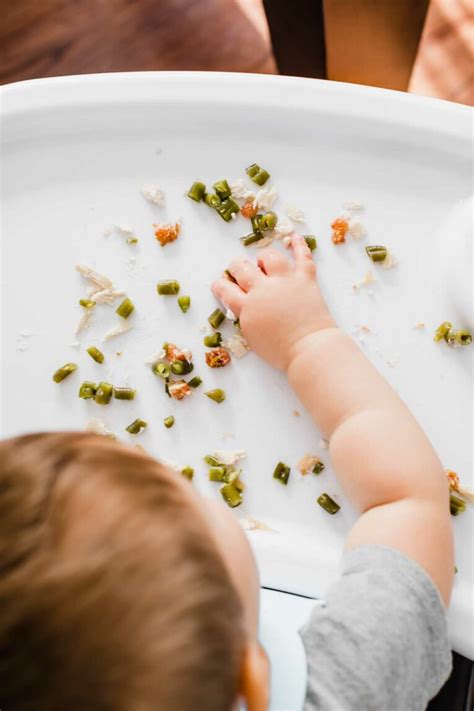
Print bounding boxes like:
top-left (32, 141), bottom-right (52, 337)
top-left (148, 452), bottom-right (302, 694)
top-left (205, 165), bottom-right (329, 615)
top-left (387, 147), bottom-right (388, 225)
top-left (450, 494), bottom-right (467, 516)
top-left (365, 245), bottom-right (388, 262)
top-left (213, 180), bottom-right (231, 200)
top-left (204, 455), bottom-right (221, 466)
top-left (434, 322), bottom-right (452, 342)
top-left (317, 493), bottom-right (340, 514)
top-left (79, 298), bottom-right (96, 309)
top-left (273, 461), bottom-right (290, 485)
top-left (224, 269), bottom-right (237, 283)
top-left (208, 308), bottom-right (226, 329)
top-left (240, 232), bottom-right (264, 246)
top-left (116, 297), bottom-right (135, 319)
top-left (113, 387), bottom-right (136, 401)
top-left (259, 211), bottom-right (278, 231)
top-left (95, 381), bottom-right (114, 405)
top-left (153, 362), bottom-right (171, 379)
top-left (126, 418), bottom-right (147, 435)
top-left (87, 346), bottom-right (105, 364)
top-left (246, 163), bottom-right (270, 186)
top-left (204, 332), bottom-right (222, 348)
top-left (157, 280), bottom-right (180, 296)
top-left (216, 198), bottom-right (240, 222)
top-left (164, 416), bottom-right (175, 429)
top-left (220, 481), bottom-right (243, 508)
top-left (304, 236), bottom-right (317, 252)
top-left (233, 478), bottom-right (244, 493)
top-left (170, 359), bottom-right (193, 375)
top-left (209, 466), bottom-right (227, 482)
top-left (454, 330), bottom-right (472, 346)
top-left (164, 381), bottom-right (171, 397)
top-left (178, 296), bottom-right (191, 313)
top-left (53, 363), bottom-right (78, 383)
top-left (78, 381), bottom-right (97, 399)
top-left (181, 466), bottom-right (194, 480)
top-left (205, 388), bottom-right (226, 403)
top-left (233, 318), bottom-right (241, 329)
top-left (187, 376), bottom-right (202, 388)
top-left (187, 181), bottom-right (206, 202)
top-left (204, 193), bottom-right (221, 208)
top-left (127, 236), bottom-right (138, 245)
top-left (223, 467), bottom-right (240, 484)
top-left (250, 215), bottom-right (263, 234)
top-left (312, 460), bottom-right (325, 475)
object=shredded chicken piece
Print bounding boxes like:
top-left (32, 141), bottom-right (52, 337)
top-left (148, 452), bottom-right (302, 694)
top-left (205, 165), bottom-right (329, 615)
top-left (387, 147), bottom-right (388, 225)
top-left (144, 348), bottom-right (166, 365)
top-left (225, 333), bottom-right (249, 358)
top-left (205, 347), bottom-right (231, 368)
top-left (297, 455), bottom-right (324, 475)
top-left (104, 321), bottom-right (133, 340)
top-left (343, 200), bottom-right (364, 212)
top-left (274, 217), bottom-right (294, 238)
top-left (239, 517), bottom-right (274, 532)
top-left (153, 222), bottom-right (180, 246)
top-left (165, 343), bottom-right (192, 362)
top-left (168, 380), bottom-right (192, 400)
top-left (446, 469), bottom-right (474, 504)
top-left (380, 250), bottom-right (397, 269)
top-left (90, 288), bottom-right (125, 304)
top-left (85, 419), bottom-right (115, 438)
top-left (353, 271), bottom-right (376, 290)
top-left (285, 204), bottom-right (305, 223)
top-left (210, 450), bottom-right (247, 466)
top-left (256, 234), bottom-right (277, 248)
top-left (76, 309), bottom-right (94, 334)
top-left (76, 264), bottom-right (113, 291)
top-left (141, 183), bottom-right (165, 206)
top-left (230, 179), bottom-right (255, 202)
top-left (331, 217), bottom-right (349, 244)
top-left (253, 186), bottom-right (278, 211)
top-left (347, 218), bottom-right (366, 240)
top-left (413, 322), bottom-right (426, 330)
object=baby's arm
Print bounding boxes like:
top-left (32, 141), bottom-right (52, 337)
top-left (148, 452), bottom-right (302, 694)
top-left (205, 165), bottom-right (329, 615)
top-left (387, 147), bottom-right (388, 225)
top-left (213, 234), bottom-right (453, 605)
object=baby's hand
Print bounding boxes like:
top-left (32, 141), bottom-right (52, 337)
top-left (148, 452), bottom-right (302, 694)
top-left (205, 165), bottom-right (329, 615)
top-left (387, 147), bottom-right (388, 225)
top-left (212, 233), bottom-right (336, 370)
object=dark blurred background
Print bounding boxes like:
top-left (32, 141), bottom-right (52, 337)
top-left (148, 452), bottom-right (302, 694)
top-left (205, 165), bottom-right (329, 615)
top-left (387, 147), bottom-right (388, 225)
top-left (1, 0), bottom-right (472, 104)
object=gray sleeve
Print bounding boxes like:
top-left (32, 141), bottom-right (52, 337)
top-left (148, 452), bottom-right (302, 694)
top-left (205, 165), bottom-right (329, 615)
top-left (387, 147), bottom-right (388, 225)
top-left (300, 545), bottom-right (452, 711)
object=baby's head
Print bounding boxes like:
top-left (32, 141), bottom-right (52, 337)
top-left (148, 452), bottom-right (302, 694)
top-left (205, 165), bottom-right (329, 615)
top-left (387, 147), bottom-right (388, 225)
top-left (0, 433), bottom-right (268, 711)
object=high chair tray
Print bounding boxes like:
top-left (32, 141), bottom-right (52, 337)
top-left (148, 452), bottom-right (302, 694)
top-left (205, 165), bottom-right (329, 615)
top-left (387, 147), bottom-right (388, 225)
top-left (1, 72), bottom-right (472, 658)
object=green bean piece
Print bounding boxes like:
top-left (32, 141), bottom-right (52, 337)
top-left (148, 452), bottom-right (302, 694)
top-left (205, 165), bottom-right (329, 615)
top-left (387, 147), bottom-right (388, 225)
top-left (126, 418), bottom-right (148, 435)
top-left (259, 211), bottom-right (278, 231)
top-left (79, 298), bottom-right (96, 309)
top-left (246, 163), bottom-right (270, 186)
top-left (127, 236), bottom-right (138, 244)
top-left (153, 362), bottom-right (171, 379)
top-left (213, 180), bottom-right (231, 200)
top-left (187, 181), bottom-right (206, 202)
top-left (95, 381), bottom-right (114, 405)
top-left (116, 297), bottom-right (135, 319)
top-left (454, 330), bottom-right (472, 346)
top-left (208, 308), bottom-right (226, 329)
top-left (205, 388), bottom-right (226, 403)
top-left (223, 467), bottom-right (240, 484)
top-left (317, 493), bottom-right (340, 515)
top-left (187, 376), bottom-right (202, 388)
top-left (164, 382), bottom-right (171, 398)
top-left (204, 454), bottom-right (221, 466)
top-left (233, 318), bottom-right (241, 329)
top-left (178, 296), bottom-right (191, 313)
top-left (204, 332), bottom-right (222, 348)
top-left (365, 245), bottom-right (388, 262)
top-left (312, 460), bottom-right (325, 475)
top-left (240, 232), bottom-right (264, 247)
top-left (87, 346), bottom-right (105, 364)
top-left (251, 215), bottom-right (263, 234)
top-left (220, 481), bottom-right (243, 508)
top-left (204, 193), bottom-right (221, 208)
top-left (216, 198), bottom-right (240, 222)
top-left (434, 321), bottom-right (453, 342)
top-left (304, 235), bottom-right (317, 252)
top-left (113, 387), bottom-right (136, 401)
top-left (53, 363), bottom-right (78, 383)
top-left (224, 269), bottom-right (237, 283)
top-left (233, 478), bottom-right (244, 493)
top-left (170, 359), bottom-right (193, 375)
top-left (181, 466), bottom-right (194, 480)
top-left (209, 466), bottom-right (227, 482)
top-left (164, 416), bottom-right (175, 429)
top-left (78, 381), bottom-right (97, 399)
top-left (450, 494), bottom-right (467, 516)
top-left (157, 280), bottom-right (180, 296)
top-left (273, 461), bottom-right (291, 486)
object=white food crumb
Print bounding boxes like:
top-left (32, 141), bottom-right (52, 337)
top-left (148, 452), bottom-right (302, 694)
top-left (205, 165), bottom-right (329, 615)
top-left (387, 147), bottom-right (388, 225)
top-left (141, 183), bottom-right (165, 206)
top-left (230, 179), bottom-right (255, 202)
top-left (347, 218), bottom-right (366, 240)
top-left (91, 288), bottom-right (125, 304)
top-left (413, 322), bottom-right (425, 330)
top-left (76, 309), bottom-right (94, 334)
top-left (144, 348), bottom-right (166, 365)
top-left (319, 438), bottom-right (329, 449)
top-left (104, 321), bottom-right (133, 340)
top-left (225, 333), bottom-right (249, 358)
top-left (274, 217), bottom-right (295, 238)
top-left (225, 308), bottom-right (237, 321)
top-left (239, 517), bottom-right (274, 532)
top-left (85, 418), bottom-right (115, 438)
top-left (353, 270), bottom-right (376, 290)
top-left (76, 264), bottom-right (113, 291)
top-left (381, 250), bottom-right (397, 269)
top-left (343, 200), bottom-right (364, 212)
top-left (69, 341), bottom-right (81, 349)
top-left (285, 204), bottom-right (305, 223)
top-left (253, 186), bottom-right (278, 211)
top-left (210, 450), bottom-right (246, 466)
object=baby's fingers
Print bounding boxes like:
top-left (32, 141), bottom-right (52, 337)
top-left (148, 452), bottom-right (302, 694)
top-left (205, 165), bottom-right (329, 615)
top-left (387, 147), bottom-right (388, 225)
top-left (211, 278), bottom-right (245, 317)
top-left (291, 233), bottom-right (316, 276)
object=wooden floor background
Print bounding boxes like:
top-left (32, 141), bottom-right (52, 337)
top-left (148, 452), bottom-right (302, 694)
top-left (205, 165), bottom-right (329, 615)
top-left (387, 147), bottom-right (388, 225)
top-left (1, 0), bottom-right (472, 105)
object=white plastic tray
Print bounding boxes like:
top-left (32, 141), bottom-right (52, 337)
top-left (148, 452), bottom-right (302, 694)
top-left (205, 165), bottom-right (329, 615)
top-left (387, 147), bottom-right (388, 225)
top-left (1, 73), bottom-right (472, 659)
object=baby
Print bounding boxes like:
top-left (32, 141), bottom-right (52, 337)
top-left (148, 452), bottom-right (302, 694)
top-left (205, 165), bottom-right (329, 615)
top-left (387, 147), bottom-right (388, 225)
top-left (0, 234), bottom-right (453, 711)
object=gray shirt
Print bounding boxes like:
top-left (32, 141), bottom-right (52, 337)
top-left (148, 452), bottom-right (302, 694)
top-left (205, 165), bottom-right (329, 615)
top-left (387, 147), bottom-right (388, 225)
top-left (300, 545), bottom-right (452, 711)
